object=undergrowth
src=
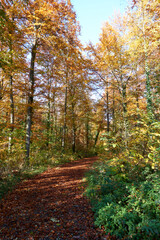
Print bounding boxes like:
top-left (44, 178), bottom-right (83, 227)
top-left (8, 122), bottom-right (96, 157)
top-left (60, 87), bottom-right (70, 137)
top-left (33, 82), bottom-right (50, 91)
top-left (85, 159), bottom-right (160, 240)
top-left (0, 151), bottom-right (80, 201)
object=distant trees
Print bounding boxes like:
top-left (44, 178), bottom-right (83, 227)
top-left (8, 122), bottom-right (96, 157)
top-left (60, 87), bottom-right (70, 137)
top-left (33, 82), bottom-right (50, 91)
top-left (88, 0), bottom-right (160, 167)
top-left (0, 0), bottom-right (159, 172)
top-left (0, 0), bottom-right (98, 171)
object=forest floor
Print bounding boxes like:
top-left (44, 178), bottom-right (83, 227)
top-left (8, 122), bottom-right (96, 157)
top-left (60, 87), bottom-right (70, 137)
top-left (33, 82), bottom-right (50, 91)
top-left (0, 157), bottom-right (105, 240)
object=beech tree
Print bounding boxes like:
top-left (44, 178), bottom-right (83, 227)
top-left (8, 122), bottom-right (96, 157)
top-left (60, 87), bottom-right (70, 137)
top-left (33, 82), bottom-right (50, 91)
top-left (22, 0), bottom-right (81, 162)
top-left (0, 0), bottom-right (26, 155)
top-left (88, 18), bottom-right (133, 147)
top-left (127, 0), bottom-right (160, 121)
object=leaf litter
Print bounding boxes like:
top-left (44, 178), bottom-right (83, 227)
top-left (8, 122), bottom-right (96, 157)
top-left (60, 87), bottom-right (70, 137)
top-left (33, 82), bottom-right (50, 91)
top-left (0, 157), bottom-right (105, 239)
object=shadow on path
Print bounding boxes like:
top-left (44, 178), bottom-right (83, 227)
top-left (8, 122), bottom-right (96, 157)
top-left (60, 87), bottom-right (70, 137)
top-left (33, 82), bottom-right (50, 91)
top-left (0, 157), bottom-right (104, 240)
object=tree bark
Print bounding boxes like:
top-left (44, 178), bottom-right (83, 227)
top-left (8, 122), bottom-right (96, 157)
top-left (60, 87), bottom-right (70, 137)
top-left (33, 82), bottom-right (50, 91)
top-left (106, 87), bottom-right (110, 132)
top-left (8, 34), bottom-right (14, 153)
top-left (71, 101), bottom-right (76, 153)
top-left (112, 88), bottom-right (116, 132)
top-left (25, 41), bottom-right (37, 163)
top-left (0, 70), bottom-right (4, 101)
top-left (8, 75), bottom-right (14, 153)
top-left (141, 0), bottom-right (154, 121)
top-left (86, 114), bottom-right (89, 150)
top-left (62, 78), bottom-right (68, 152)
top-left (145, 66), bottom-right (154, 120)
top-left (122, 82), bottom-right (128, 147)
top-left (47, 77), bottom-right (51, 148)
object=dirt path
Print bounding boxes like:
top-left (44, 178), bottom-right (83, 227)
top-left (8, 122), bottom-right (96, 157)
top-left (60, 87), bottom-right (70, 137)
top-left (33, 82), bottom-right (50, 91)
top-left (0, 157), bottom-right (104, 240)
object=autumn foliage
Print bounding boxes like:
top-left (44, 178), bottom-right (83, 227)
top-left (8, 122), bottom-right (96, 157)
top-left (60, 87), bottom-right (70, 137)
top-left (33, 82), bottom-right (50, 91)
top-left (0, 0), bottom-right (96, 171)
top-left (0, 0), bottom-right (160, 239)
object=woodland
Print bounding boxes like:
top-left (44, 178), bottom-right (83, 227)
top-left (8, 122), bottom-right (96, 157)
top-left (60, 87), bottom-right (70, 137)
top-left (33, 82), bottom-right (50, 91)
top-left (0, 0), bottom-right (160, 239)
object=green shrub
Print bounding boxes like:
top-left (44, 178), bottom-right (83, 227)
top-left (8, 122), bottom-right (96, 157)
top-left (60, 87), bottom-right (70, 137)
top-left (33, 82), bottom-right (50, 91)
top-left (85, 161), bottom-right (160, 240)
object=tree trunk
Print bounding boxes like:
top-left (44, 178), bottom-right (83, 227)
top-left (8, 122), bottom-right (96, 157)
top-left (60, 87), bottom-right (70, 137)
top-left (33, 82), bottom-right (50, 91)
top-left (112, 88), bottom-right (116, 132)
top-left (86, 114), bottom-right (89, 150)
top-left (71, 101), bottom-right (76, 153)
top-left (0, 70), bottom-right (4, 100)
top-left (122, 82), bottom-right (128, 147)
top-left (94, 126), bottom-right (101, 147)
top-left (8, 75), bottom-right (14, 153)
top-left (135, 72), bottom-right (140, 125)
top-left (25, 41), bottom-right (37, 163)
top-left (8, 36), bottom-right (14, 153)
top-left (145, 66), bottom-right (154, 120)
top-left (53, 103), bottom-right (57, 145)
top-left (62, 85), bottom-right (68, 152)
top-left (106, 87), bottom-right (110, 132)
top-left (51, 89), bottom-right (57, 146)
top-left (141, 0), bottom-right (154, 121)
top-left (47, 78), bottom-right (51, 148)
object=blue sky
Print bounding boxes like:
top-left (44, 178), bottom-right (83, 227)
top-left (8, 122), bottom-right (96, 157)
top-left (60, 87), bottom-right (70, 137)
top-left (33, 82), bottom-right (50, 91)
top-left (71, 0), bottom-right (128, 45)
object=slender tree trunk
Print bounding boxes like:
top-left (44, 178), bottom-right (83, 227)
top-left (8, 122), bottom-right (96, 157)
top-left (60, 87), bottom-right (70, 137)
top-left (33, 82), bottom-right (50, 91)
top-left (86, 114), bottom-right (89, 150)
top-left (136, 73), bottom-right (140, 110)
top-left (47, 97), bottom-right (51, 147)
top-left (60, 125), bottom-right (63, 149)
top-left (94, 124), bottom-right (101, 147)
top-left (51, 90), bottom-right (57, 146)
top-left (53, 103), bottom-right (57, 145)
top-left (62, 85), bottom-right (67, 151)
top-left (142, 1), bottom-right (154, 121)
top-left (8, 75), bottom-right (14, 153)
top-left (0, 44), bottom-right (4, 101)
top-left (71, 101), bottom-right (76, 153)
top-left (136, 94), bottom-right (139, 110)
top-left (112, 88), bottom-right (116, 132)
top-left (8, 37), bottom-right (14, 153)
top-left (122, 82), bottom-right (128, 147)
top-left (94, 130), bottom-right (100, 147)
top-left (62, 69), bottom-right (68, 152)
top-left (47, 78), bottom-right (51, 148)
top-left (145, 65), bottom-right (154, 120)
top-left (106, 87), bottom-right (110, 132)
top-left (135, 72), bottom-right (140, 125)
top-left (51, 97), bottom-right (55, 146)
top-left (25, 41), bottom-right (37, 163)
top-left (144, 39), bottom-right (154, 119)
top-left (50, 102), bottom-right (55, 149)
top-left (0, 70), bottom-right (4, 100)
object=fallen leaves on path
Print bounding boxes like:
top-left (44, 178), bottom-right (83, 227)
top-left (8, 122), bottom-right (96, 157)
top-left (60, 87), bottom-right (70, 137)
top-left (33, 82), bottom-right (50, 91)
top-left (0, 157), bottom-right (105, 240)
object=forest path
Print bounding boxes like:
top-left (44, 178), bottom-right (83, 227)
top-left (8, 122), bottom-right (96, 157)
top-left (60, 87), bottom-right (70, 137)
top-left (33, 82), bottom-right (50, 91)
top-left (0, 157), bottom-right (104, 240)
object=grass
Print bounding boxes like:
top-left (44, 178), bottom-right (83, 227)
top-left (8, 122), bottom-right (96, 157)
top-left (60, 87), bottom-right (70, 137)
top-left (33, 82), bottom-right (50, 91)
top-left (0, 152), bottom-right (80, 201)
top-left (0, 165), bottom-right (49, 200)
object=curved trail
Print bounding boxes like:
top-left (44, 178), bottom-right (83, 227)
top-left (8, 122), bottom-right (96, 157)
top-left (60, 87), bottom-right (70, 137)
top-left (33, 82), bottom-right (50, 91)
top-left (0, 157), bottom-right (104, 239)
